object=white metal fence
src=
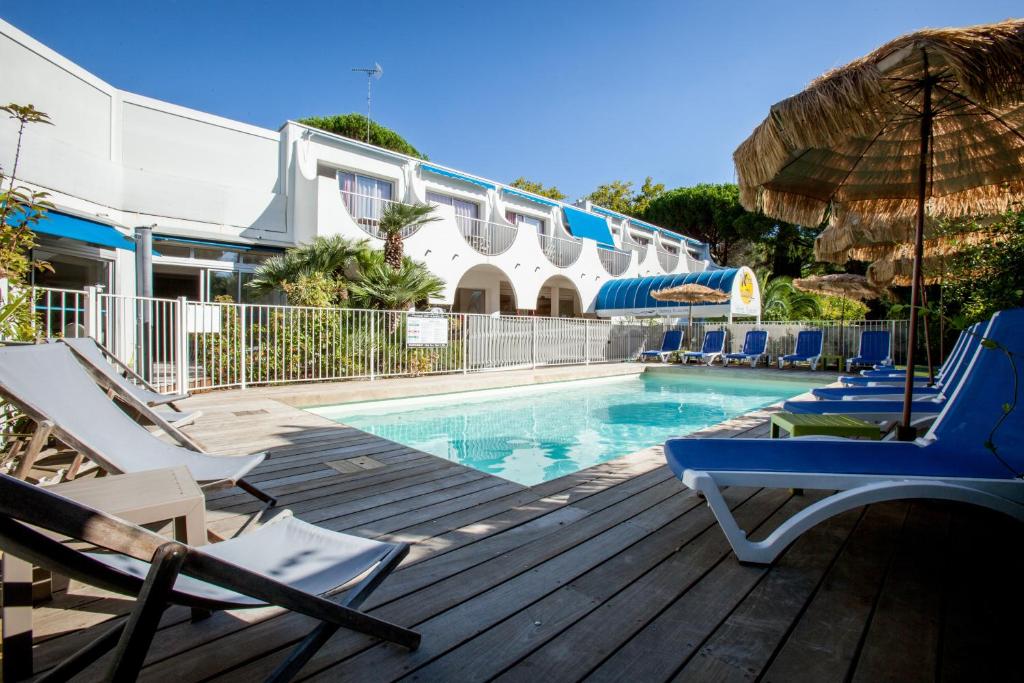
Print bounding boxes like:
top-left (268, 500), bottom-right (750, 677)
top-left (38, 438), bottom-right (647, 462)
top-left (15, 287), bottom-right (910, 394)
top-left (656, 247), bottom-right (680, 272)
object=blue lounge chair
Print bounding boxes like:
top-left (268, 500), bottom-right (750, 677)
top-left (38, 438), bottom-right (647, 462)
top-left (724, 330), bottom-right (768, 367)
top-left (638, 329), bottom-right (684, 363)
top-left (858, 328), bottom-right (972, 378)
top-left (664, 307), bottom-right (1024, 564)
top-left (682, 329), bottom-right (727, 366)
top-left (837, 324), bottom-right (979, 386)
top-left (777, 329), bottom-right (824, 371)
top-left (846, 330), bottom-right (892, 372)
top-left (812, 325), bottom-right (983, 401)
top-left (781, 321), bottom-right (996, 422)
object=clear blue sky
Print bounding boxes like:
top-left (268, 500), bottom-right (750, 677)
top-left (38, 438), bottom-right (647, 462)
top-left (3, 1), bottom-right (1019, 199)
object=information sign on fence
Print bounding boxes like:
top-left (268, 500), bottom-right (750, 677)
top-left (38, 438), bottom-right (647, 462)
top-left (407, 313), bottom-right (449, 347)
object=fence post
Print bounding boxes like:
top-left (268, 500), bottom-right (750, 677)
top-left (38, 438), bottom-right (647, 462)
top-left (369, 312), bottom-right (376, 381)
top-left (175, 297), bottom-right (189, 395)
top-left (462, 314), bottom-right (468, 375)
top-left (83, 286), bottom-right (99, 339)
top-left (239, 304), bottom-right (248, 390)
top-left (532, 317), bottom-right (538, 369)
top-left (584, 319), bottom-right (590, 365)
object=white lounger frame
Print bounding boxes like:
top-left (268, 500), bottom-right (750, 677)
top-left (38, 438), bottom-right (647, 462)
top-left (682, 468), bottom-right (1024, 564)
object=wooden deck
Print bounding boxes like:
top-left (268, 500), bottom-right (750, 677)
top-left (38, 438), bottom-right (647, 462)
top-left (17, 384), bottom-right (1023, 682)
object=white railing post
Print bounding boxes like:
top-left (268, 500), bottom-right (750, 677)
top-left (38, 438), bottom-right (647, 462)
top-left (462, 314), bottom-right (469, 374)
top-left (239, 303), bottom-right (248, 390)
top-left (175, 297), bottom-right (189, 394)
top-left (369, 312), bottom-right (376, 381)
top-left (83, 286), bottom-right (99, 340)
top-left (584, 319), bottom-right (590, 364)
top-left (532, 317), bottom-right (538, 369)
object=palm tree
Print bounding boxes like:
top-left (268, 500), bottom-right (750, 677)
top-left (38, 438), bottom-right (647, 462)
top-left (246, 235), bottom-right (369, 303)
top-left (349, 251), bottom-right (445, 311)
top-left (378, 203), bottom-right (440, 270)
top-left (761, 276), bottom-right (822, 321)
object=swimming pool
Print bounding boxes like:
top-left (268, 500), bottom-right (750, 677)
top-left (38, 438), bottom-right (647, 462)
top-left (308, 372), bottom-right (818, 486)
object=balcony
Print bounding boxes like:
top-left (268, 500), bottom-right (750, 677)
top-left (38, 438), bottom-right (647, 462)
top-left (622, 233), bottom-right (649, 264)
top-left (538, 232), bottom-right (583, 268)
top-left (598, 246), bottom-right (631, 276)
top-left (456, 216), bottom-right (518, 256)
top-left (340, 190), bottom-right (425, 241)
top-left (656, 246), bottom-right (680, 272)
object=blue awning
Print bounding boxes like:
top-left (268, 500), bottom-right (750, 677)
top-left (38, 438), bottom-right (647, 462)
top-left (420, 164), bottom-right (496, 190)
top-left (501, 187), bottom-right (560, 208)
top-left (628, 219), bottom-right (702, 247)
top-left (562, 206), bottom-right (614, 247)
top-left (596, 269), bottom-right (741, 315)
top-left (16, 210), bottom-right (135, 251)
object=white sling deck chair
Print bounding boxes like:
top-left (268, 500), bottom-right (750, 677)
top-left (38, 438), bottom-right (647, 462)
top-left (0, 343), bottom-right (274, 505)
top-left (664, 308), bottom-right (1024, 565)
top-left (0, 472), bottom-right (418, 682)
top-left (60, 337), bottom-right (200, 427)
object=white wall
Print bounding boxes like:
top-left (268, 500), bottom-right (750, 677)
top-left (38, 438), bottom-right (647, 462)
top-left (0, 20), bottom-right (288, 245)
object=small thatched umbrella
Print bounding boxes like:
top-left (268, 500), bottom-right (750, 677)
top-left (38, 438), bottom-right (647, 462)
top-left (793, 274), bottom-right (887, 359)
top-left (651, 283), bottom-right (730, 345)
top-left (734, 19), bottom-right (1024, 438)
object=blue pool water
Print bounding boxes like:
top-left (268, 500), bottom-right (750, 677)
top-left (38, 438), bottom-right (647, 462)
top-left (308, 373), bottom-right (817, 486)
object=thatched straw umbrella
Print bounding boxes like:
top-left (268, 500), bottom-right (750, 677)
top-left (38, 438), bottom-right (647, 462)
top-left (651, 283), bottom-right (730, 344)
top-left (734, 19), bottom-right (1024, 438)
top-left (793, 274), bottom-right (887, 359)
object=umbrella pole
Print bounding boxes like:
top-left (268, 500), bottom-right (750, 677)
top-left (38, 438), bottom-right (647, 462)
top-left (898, 63), bottom-right (933, 440)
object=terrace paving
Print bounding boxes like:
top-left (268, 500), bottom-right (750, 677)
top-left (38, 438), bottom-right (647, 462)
top-left (19, 367), bottom-right (1021, 682)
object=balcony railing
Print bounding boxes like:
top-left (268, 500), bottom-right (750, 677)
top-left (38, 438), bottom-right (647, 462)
top-left (456, 216), bottom-right (518, 256)
top-left (598, 246), bottom-right (631, 276)
top-left (340, 191), bottom-right (425, 240)
top-left (656, 246), bottom-right (680, 272)
top-left (538, 232), bottom-right (583, 268)
top-left (622, 232), bottom-right (649, 263)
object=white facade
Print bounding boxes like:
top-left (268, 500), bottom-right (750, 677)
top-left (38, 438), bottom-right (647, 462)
top-left (0, 19), bottom-right (715, 316)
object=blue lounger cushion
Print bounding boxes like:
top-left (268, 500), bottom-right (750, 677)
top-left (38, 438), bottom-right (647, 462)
top-left (812, 385), bottom-right (942, 400)
top-left (665, 437), bottom-right (1015, 481)
top-left (782, 397), bottom-right (944, 414)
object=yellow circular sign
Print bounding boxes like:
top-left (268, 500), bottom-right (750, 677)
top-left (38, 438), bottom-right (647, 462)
top-left (739, 271), bottom-right (755, 305)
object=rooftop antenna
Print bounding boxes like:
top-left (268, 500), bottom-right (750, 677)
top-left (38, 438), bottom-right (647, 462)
top-left (351, 63), bottom-right (383, 144)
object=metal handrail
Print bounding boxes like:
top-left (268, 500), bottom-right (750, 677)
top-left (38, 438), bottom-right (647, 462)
top-left (537, 232), bottom-right (583, 268)
top-left (456, 216), bottom-right (518, 256)
top-left (598, 246), bottom-right (631, 276)
top-left (339, 190), bottom-right (424, 240)
top-left (656, 245), bottom-right (680, 272)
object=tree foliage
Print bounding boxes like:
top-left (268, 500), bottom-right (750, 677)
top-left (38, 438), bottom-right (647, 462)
top-left (509, 177), bottom-right (567, 200)
top-left (643, 183), bottom-right (791, 265)
top-left (760, 275), bottom-right (823, 321)
top-left (298, 113), bottom-right (427, 160)
top-left (587, 176), bottom-right (665, 217)
top-left (941, 209), bottom-right (1024, 324)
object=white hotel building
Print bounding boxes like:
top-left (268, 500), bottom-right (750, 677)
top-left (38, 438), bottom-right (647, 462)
top-left (1, 19), bottom-right (759, 321)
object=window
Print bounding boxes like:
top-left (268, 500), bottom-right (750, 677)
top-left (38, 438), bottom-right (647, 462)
top-left (208, 271), bottom-right (240, 302)
top-left (631, 234), bottom-right (651, 246)
top-left (427, 191), bottom-right (480, 235)
top-left (338, 171), bottom-right (394, 224)
top-left (506, 211), bottom-right (546, 235)
top-left (662, 244), bottom-right (678, 255)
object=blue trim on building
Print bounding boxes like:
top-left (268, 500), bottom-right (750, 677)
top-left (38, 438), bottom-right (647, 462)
top-left (420, 164), bottom-right (496, 190)
top-left (501, 187), bottom-right (561, 208)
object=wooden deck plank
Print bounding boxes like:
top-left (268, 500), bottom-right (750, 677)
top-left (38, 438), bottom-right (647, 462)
top-left (759, 502), bottom-right (909, 681)
top-left (849, 502), bottom-right (951, 683)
